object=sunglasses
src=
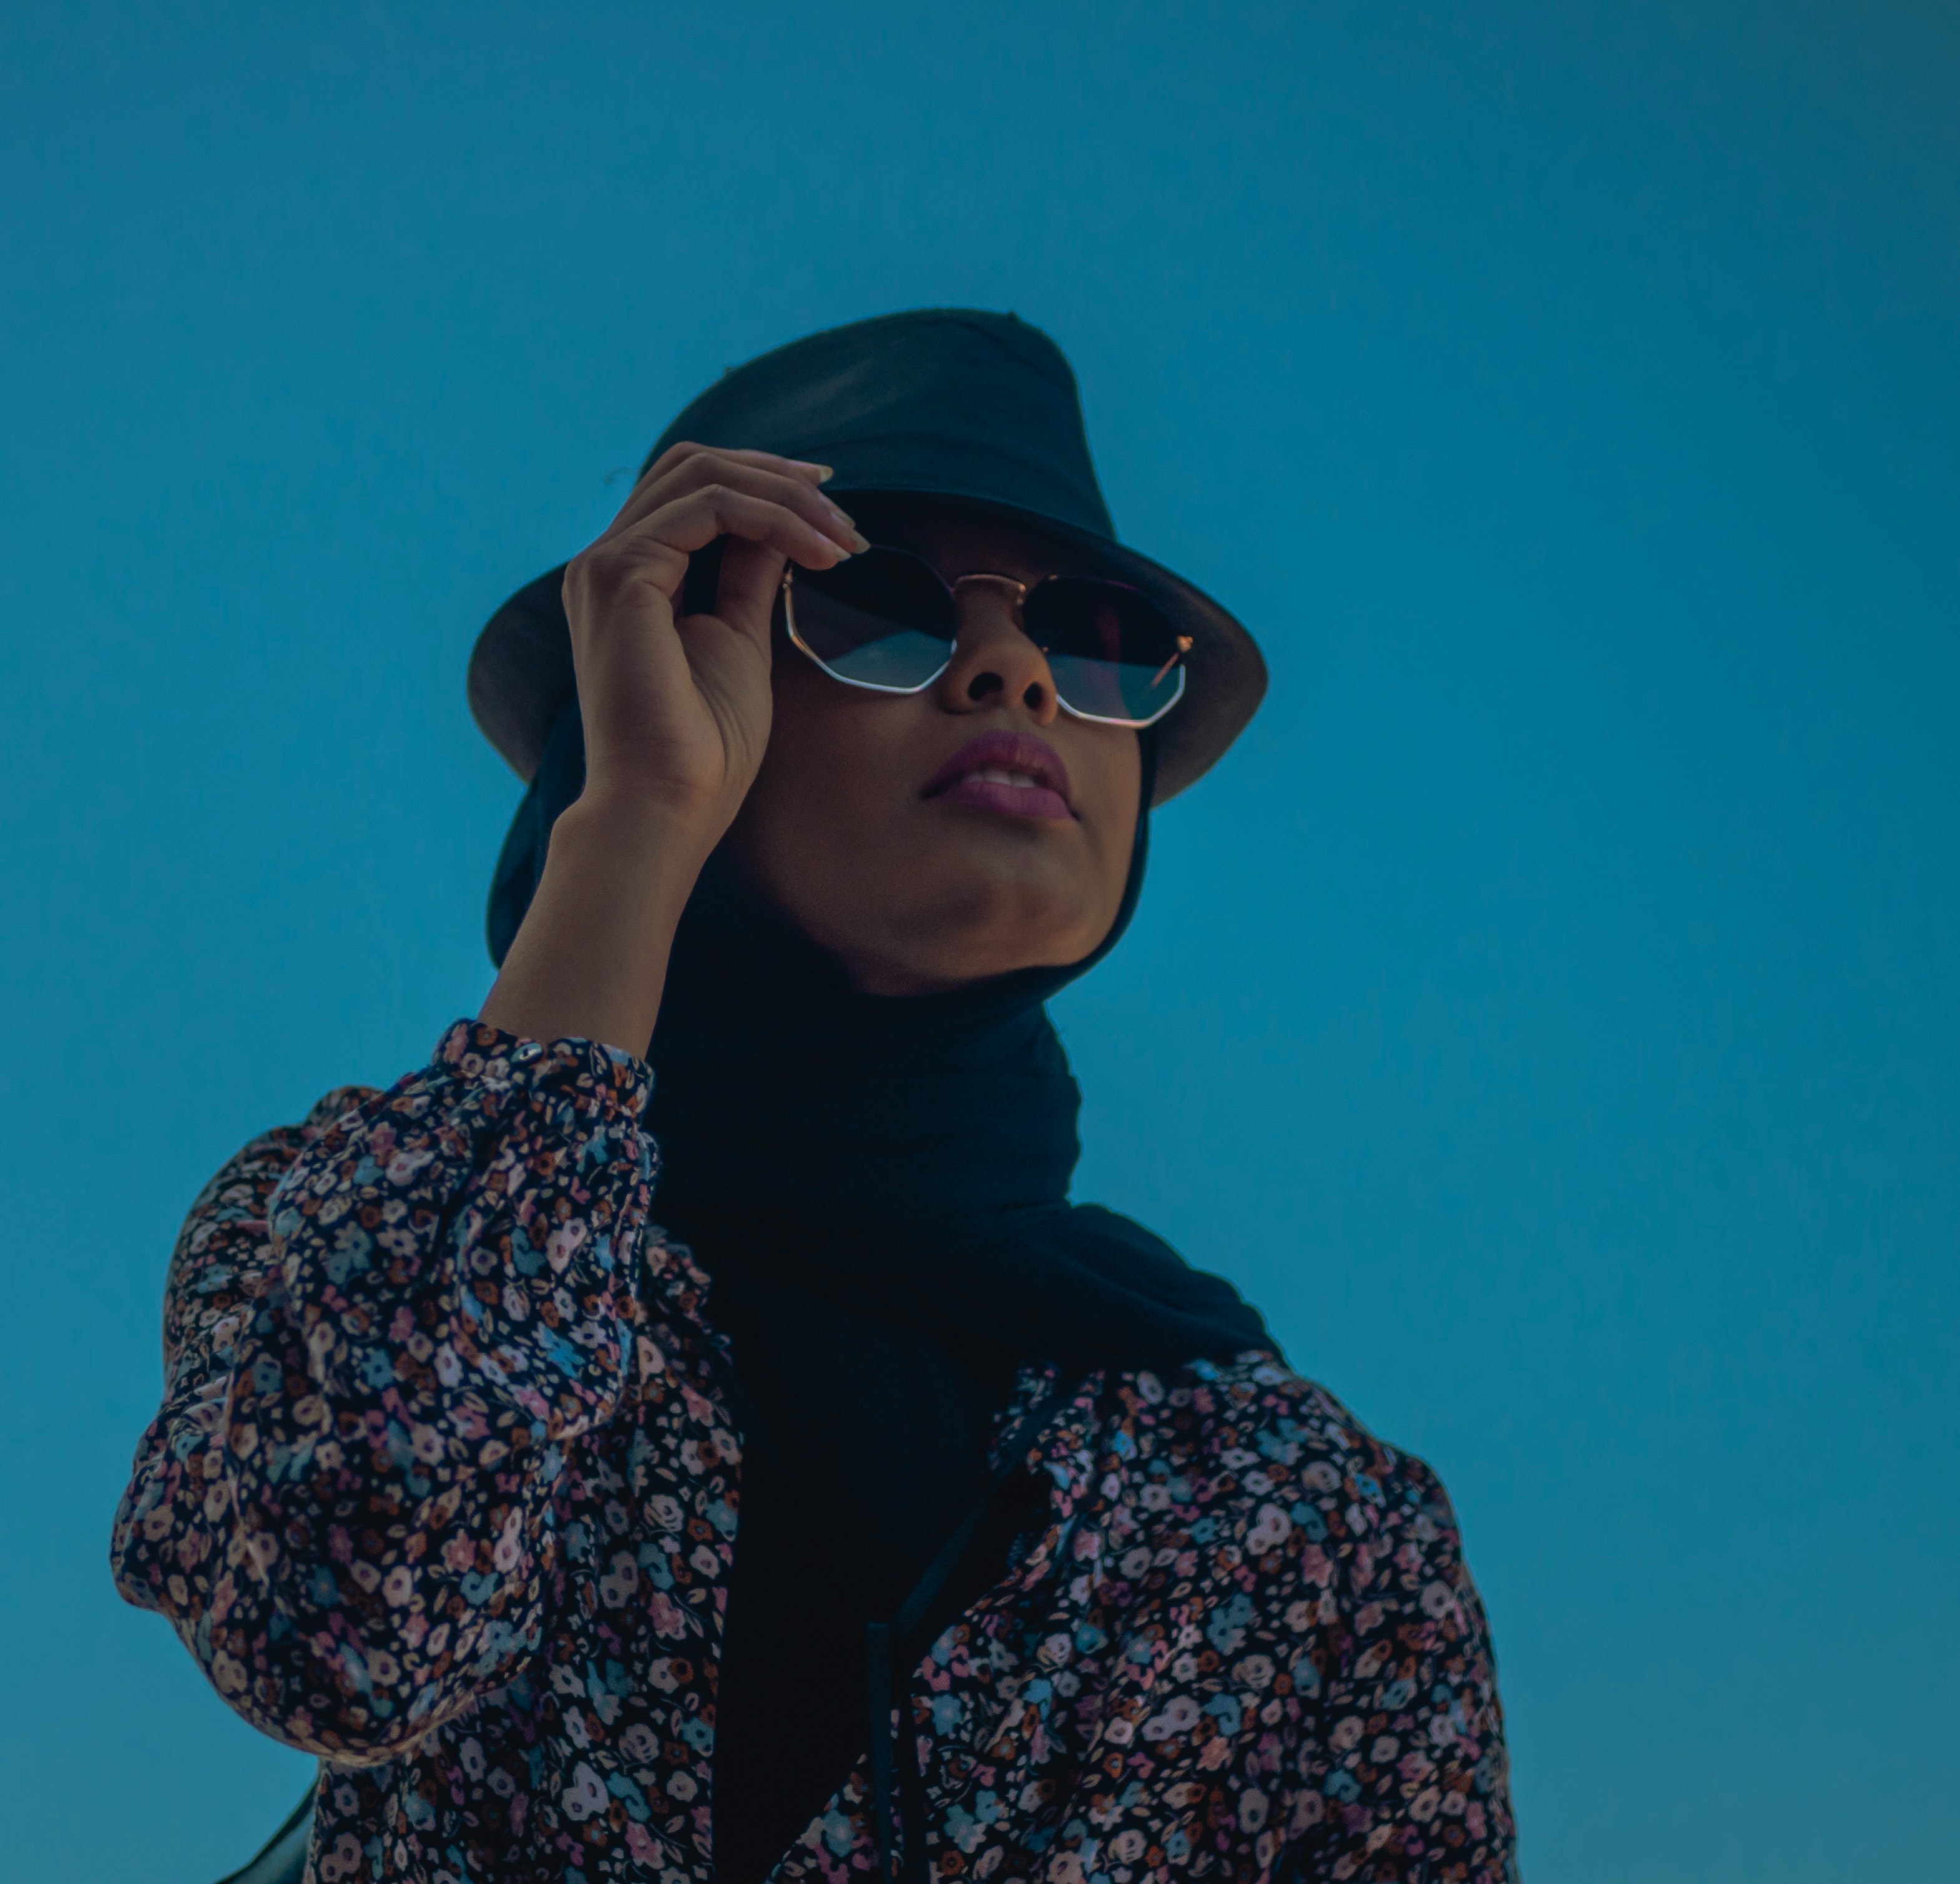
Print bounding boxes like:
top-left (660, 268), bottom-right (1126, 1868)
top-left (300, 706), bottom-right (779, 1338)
top-left (779, 545), bottom-right (1192, 728)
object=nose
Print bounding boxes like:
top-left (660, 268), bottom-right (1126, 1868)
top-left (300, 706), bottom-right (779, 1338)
top-left (933, 576), bottom-right (1059, 725)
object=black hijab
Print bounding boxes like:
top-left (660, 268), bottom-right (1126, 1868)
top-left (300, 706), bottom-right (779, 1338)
top-left (488, 699), bottom-right (1273, 1880)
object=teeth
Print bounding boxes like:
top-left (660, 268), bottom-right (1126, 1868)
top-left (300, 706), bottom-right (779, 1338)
top-left (973, 768), bottom-right (1039, 788)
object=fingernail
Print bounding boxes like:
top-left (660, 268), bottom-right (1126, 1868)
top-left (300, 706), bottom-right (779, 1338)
top-left (848, 528), bottom-right (871, 552)
top-left (796, 461), bottom-right (835, 483)
top-left (826, 500), bottom-right (857, 527)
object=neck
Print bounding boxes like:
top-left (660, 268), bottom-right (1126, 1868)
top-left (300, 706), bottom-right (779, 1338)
top-left (645, 852), bottom-right (1082, 1244)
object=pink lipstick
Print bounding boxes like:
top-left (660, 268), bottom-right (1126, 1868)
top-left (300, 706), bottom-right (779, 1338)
top-left (923, 729), bottom-right (1076, 822)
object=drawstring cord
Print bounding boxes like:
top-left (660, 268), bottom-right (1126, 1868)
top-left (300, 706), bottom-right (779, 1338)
top-left (863, 1372), bottom-right (1088, 1884)
top-left (865, 1621), bottom-right (933, 1884)
top-left (866, 1621), bottom-right (901, 1884)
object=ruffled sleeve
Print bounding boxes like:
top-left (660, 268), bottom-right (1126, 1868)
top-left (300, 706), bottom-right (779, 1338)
top-left (110, 1020), bottom-right (657, 1762)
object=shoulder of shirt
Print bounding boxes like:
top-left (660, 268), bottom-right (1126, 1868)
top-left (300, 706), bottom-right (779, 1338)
top-left (1117, 1350), bottom-right (1459, 1529)
top-left (300, 1085), bottom-right (383, 1136)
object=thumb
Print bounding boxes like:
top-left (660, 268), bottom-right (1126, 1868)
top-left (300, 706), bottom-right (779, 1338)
top-left (711, 536), bottom-right (790, 648)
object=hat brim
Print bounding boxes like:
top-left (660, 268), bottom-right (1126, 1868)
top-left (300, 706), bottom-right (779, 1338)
top-left (467, 493), bottom-right (1266, 805)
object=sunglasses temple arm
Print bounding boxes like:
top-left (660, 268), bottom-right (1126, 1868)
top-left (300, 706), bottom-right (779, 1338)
top-left (1150, 637), bottom-right (1194, 689)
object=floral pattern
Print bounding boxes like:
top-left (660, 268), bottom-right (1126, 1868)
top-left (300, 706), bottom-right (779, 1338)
top-left (113, 1021), bottom-right (1516, 1883)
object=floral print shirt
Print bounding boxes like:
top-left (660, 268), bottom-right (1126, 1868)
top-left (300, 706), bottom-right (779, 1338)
top-left (112, 1022), bottom-right (1516, 1884)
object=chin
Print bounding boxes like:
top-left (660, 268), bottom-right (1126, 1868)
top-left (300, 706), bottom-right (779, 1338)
top-left (863, 868), bottom-right (1109, 987)
top-left (738, 815), bottom-right (1122, 992)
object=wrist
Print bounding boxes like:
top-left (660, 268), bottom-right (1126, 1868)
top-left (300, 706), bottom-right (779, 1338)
top-left (478, 790), bottom-right (716, 1056)
top-left (550, 788), bottom-right (719, 900)
top-left (576, 752), bottom-right (738, 831)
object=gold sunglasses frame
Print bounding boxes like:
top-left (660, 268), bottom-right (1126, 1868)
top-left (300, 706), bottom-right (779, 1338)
top-left (778, 560), bottom-right (1192, 730)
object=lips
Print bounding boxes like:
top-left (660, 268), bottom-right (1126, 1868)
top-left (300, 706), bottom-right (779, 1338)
top-left (923, 729), bottom-right (1076, 822)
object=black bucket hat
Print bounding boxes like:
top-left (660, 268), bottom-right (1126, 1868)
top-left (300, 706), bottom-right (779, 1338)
top-left (468, 309), bottom-right (1267, 803)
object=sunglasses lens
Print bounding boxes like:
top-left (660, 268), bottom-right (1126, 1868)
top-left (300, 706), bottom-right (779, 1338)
top-left (1029, 580), bottom-right (1188, 723)
top-left (790, 547), bottom-right (954, 690)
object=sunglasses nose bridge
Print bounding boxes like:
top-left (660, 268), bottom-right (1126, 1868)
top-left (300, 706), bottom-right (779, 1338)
top-left (938, 575), bottom-right (1064, 722)
top-left (946, 571), bottom-right (1037, 652)
top-left (948, 571), bottom-right (1029, 617)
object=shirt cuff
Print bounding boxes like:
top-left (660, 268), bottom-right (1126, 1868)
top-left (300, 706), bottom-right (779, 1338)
top-left (432, 1018), bottom-right (654, 1119)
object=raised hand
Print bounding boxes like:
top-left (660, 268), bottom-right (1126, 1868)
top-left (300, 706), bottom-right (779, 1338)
top-left (480, 444), bottom-right (865, 1054)
top-left (564, 443), bottom-right (866, 838)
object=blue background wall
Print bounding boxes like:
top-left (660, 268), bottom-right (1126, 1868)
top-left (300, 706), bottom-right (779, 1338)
top-left (1, 4), bottom-right (1953, 1878)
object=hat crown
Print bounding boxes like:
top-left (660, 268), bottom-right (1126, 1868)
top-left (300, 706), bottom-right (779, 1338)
top-left (645, 309), bottom-right (1117, 542)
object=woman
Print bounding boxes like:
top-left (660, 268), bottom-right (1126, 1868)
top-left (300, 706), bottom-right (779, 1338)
top-left (114, 311), bottom-right (1516, 1884)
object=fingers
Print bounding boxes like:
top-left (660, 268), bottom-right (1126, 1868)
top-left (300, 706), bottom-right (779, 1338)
top-left (566, 483), bottom-right (854, 649)
top-left (641, 439), bottom-right (833, 492)
top-left (604, 443), bottom-right (861, 558)
top-left (648, 483), bottom-right (854, 574)
top-left (714, 534), bottom-right (792, 636)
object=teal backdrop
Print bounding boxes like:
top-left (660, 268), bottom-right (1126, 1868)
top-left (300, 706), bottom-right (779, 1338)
top-left (1, 4), bottom-right (1954, 1879)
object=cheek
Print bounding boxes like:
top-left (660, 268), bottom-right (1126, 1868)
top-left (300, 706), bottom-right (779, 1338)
top-left (738, 670), bottom-right (917, 866)
top-left (771, 681), bottom-right (909, 820)
top-left (1076, 736), bottom-right (1144, 908)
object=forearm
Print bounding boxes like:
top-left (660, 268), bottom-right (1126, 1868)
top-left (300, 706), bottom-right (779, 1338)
top-left (479, 788), bottom-right (712, 1056)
